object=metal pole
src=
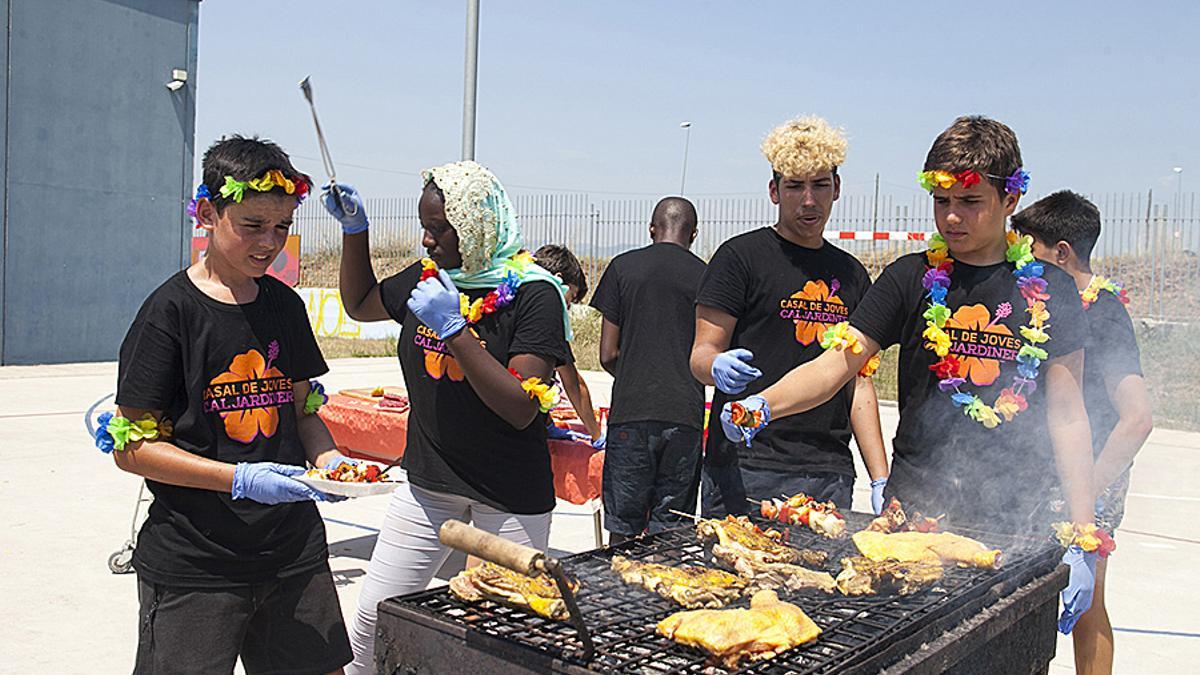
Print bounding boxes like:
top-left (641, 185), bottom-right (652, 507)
top-left (461, 0), bottom-right (481, 160)
top-left (679, 122), bottom-right (692, 195)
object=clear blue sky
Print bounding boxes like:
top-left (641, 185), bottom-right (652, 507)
top-left (195, 1), bottom-right (1198, 201)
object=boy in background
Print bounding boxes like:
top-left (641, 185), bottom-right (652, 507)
top-left (1013, 191), bottom-right (1153, 675)
top-left (534, 244), bottom-right (605, 446)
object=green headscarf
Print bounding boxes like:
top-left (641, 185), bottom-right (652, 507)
top-left (422, 160), bottom-right (573, 340)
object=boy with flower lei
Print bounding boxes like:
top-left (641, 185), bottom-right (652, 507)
top-left (321, 161), bottom-right (572, 674)
top-left (101, 136), bottom-right (353, 673)
top-left (1013, 191), bottom-right (1152, 673)
top-left (719, 116), bottom-right (1101, 635)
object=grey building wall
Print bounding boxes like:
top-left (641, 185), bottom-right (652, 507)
top-left (0, 0), bottom-right (199, 364)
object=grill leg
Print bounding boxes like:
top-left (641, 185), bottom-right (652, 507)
top-left (591, 499), bottom-right (603, 547)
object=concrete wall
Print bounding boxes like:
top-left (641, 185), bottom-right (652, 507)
top-left (0, 0), bottom-right (199, 364)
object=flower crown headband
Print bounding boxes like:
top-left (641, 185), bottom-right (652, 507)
top-left (917, 167), bottom-right (1030, 195)
top-left (187, 169), bottom-right (311, 225)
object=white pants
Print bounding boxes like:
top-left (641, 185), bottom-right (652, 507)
top-left (345, 482), bottom-right (552, 675)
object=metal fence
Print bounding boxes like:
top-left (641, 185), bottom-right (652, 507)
top-left (293, 190), bottom-right (1199, 322)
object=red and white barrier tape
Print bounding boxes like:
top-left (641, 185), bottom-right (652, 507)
top-left (823, 230), bottom-right (932, 241)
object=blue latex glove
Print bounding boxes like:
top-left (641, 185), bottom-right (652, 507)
top-left (870, 477), bottom-right (888, 515)
top-left (323, 455), bottom-right (358, 471)
top-left (407, 269), bottom-right (467, 340)
top-left (720, 395), bottom-right (771, 447)
top-left (321, 183), bottom-right (369, 235)
top-left (711, 349), bottom-right (762, 395)
top-left (591, 430), bottom-right (606, 450)
top-left (231, 462), bottom-right (328, 505)
top-left (1058, 545), bottom-right (1098, 634)
top-left (546, 423), bottom-right (575, 440)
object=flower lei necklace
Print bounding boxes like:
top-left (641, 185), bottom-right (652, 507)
top-left (1080, 275), bottom-right (1129, 309)
top-left (419, 250), bottom-right (534, 324)
top-left (922, 231), bottom-right (1051, 428)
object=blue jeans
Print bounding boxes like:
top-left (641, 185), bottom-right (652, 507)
top-left (602, 421), bottom-right (703, 536)
top-left (700, 462), bottom-right (853, 517)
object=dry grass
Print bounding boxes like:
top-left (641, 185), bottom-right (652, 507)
top-left (304, 251), bottom-right (1198, 431)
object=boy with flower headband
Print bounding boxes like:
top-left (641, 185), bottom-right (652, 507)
top-left (101, 135), bottom-right (352, 674)
top-left (690, 115), bottom-right (889, 517)
top-left (322, 161), bottom-right (571, 674)
top-left (1013, 191), bottom-right (1152, 675)
top-left (720, 116), bottom-right (1101, 633)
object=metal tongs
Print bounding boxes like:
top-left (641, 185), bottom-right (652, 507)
top-left (298, 76), bottom-right (357, 217)
top-left (439, 519), bottom-right (595, 660)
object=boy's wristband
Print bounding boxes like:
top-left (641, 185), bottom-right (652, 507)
top-left (95, 412), bottom-right (173, 453)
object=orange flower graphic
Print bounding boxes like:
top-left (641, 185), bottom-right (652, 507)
top-left (791, 280), bottom-right (845, 345)
top-left (424, 351), bottom-right (465, 381)
top-left (209, 348), bottom-right (284, 443)
top-left (942, 304), bottom-right (1014, 387)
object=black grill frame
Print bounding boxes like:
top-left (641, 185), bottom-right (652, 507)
top-left (379, 514), bottom-right (1063, 674)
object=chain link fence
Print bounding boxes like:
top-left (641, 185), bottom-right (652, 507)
top-left (295, 189), bottom-right (1198, 323)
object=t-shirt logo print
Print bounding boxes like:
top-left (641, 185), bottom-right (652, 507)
top-left (941, 303), bottom-right (1022, 386)
top-left (414, 325), bottom-right (464, 381)
top-left (203, 340), bottom-right (294, 443)
top-left (780, 279), bottom-right (850, 345)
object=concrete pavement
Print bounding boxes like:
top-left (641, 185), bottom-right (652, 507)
top-left (1, 357), bottom-right (1196, 673)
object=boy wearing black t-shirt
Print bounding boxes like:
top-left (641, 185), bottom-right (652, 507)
top-left (690, 116), bottom-right (888, 516)
top-left (591, 197), bottom-right (707, 542)
top-left (720, 116), bottom-right (1099, 634)
top-left (1013, 191), bottom-right (1153, 675)
top-left (103, 137), bottom-right (352, 674)
top-left (533, 244), bottom-right (605, 445)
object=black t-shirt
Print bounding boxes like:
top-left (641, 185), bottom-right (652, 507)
top-left (696, 228), bottom-right (872, 477)
top-left (590, 242), bottom-right (707, 429)
top-left (1083, 290), bottom-right (1143, 455)
top-left (851, 253), bottom-right (1087, 528)
top-left (116, 271), bottom-right (330, 587)
top-left (379, 262), bottom-right (569, 514)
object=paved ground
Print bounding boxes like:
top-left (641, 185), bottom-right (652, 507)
top-left (1, 357), bottom-right (1196, 673)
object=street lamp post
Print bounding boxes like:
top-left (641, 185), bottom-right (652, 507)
top-left (679, 121), bottom-right (692, 195)
top-left (461, 0), bottom-right (481, 161)
top-left (1173, 166), bottom-right (1184, 194)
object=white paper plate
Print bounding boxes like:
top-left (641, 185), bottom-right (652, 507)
top-left (295, 475), bottom-right (402, 498)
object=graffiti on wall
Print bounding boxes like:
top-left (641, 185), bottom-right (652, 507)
top-left (295, 288), bottom-right (401, 340)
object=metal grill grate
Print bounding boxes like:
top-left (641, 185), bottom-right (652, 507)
top-left (389, 514), bottom-right (1061, 674)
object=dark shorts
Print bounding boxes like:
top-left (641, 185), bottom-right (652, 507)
top-left (700, 462), bottom-right (853, 518)
top-left (135, 566), bottom-right (352, 675)
top-left (602, 421), bottom-right (703, 536)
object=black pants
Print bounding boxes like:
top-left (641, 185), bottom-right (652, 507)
top-left (602, 421), bottom-right (703, 536)
top-left (135, 566), bottom-right (351, 675)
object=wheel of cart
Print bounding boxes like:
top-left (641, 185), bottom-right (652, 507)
top-left (89, 394), bottom-right (152, 575)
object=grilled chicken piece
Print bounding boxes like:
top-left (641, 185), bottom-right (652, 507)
top-left (731, 559), bottom-right (837, 594)
top-left (835, 556), bottom-right (944, 596)
top-left (867, 498), bottom-right (940, 533)
top-left (656, 589), bottom-right (821, 669)
top-left (852, 531), bottom-right (1003, 569)
top-left (448, 562), bottom-right (578, 621)
top-left (697, 516), bottom-right (825, 568)
top-left (611, 556), bottom-right (746, 608)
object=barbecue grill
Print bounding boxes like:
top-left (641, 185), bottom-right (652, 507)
top-left (377, 513), bottom-right (1066, 674)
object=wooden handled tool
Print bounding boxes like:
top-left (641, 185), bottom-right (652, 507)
top-left (437, 519), bottom-right (596, 660)
top-left (439, 519), bottom-right (544, 576)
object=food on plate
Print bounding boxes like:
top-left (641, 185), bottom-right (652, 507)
top-left (852, 530), bottom-right (1002, 569)
top-left (697, 516), bottom-right (825, 569)
top-left (656, 589), bottom-right (821, 669)
top-left (835, 556), bottom-right (944, 596)
top-left (733, 560), bottom-right (836, 595)
top-left (305, 461), bottom-right (384, 483)
top-left (378, 392), bottom-right (409, 412)
top-left (760, 493), bottom-right (846, 539)
top-left (448, 562), bottom-right (579, 621)
top-left (866, 498), bottom-right (941, 534)
top-left (611, 556), bottom-right (746, 608)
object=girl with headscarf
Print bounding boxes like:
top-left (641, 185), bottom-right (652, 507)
top-left (322, 161), bottom-right (572, 674)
